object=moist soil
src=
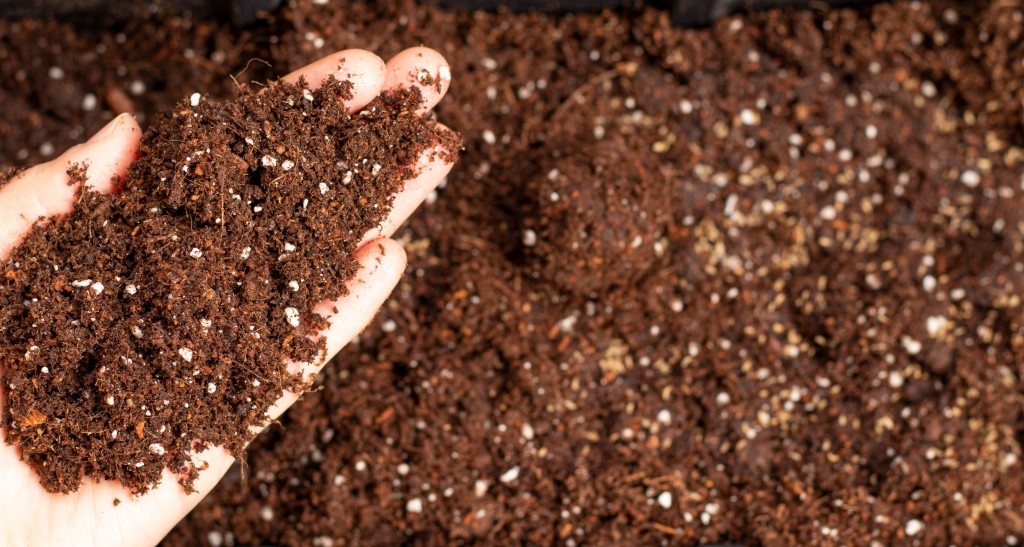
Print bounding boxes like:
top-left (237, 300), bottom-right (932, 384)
top-left (2, 0), bottom-right (1024, 545)
top-left (0, 77), bottom-right (458, 494)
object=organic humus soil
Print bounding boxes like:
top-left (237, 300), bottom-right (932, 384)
top-left (1, 0), bottom-right (1023, 545)
top-left (0, 76), bottom-right (460, 494)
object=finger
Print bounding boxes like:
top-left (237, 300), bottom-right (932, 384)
top-left (0, 113), bottom-right (141, 261)
top-left (281, 48), bottom-right (386, 114)
top-left (268, 237), bottom-right (407, 421)
top-left (359, 140), bottom-right (455, 246)
top-left (383, 46), bottom-right (452, 115)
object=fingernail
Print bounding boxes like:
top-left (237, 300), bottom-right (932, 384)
top-left (86, 113), bottom-right (129, 143)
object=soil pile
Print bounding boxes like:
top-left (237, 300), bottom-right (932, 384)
top-left (0, 77), bottom-right (459, 494)
top-left (1, 0), bottom-right (1024, 545)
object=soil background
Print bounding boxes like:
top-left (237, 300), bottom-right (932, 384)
top-left (2, 0), bottom-right (1024, 545)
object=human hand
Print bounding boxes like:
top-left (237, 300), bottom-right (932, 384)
top-left (0, 47), bottom-right (453, 547)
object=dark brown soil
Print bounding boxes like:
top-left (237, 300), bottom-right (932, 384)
top-left (0, 76), bottom-right (459, 494)
top-left (2, 0), bottom-right (1024, 545)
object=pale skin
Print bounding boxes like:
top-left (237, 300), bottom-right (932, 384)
top-left (0, 47), bottom-right (454, 547)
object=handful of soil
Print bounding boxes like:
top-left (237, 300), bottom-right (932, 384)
top-left (0, 76), bottom-right (460, 495)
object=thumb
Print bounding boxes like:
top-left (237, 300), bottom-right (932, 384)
top-left (0, 113), bottom-right (141, 261)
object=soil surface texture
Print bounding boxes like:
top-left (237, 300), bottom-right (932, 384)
top-left (2, 0), bottom-right (1024, 545)
top-left (0, 77), bottom-right (458, 494)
